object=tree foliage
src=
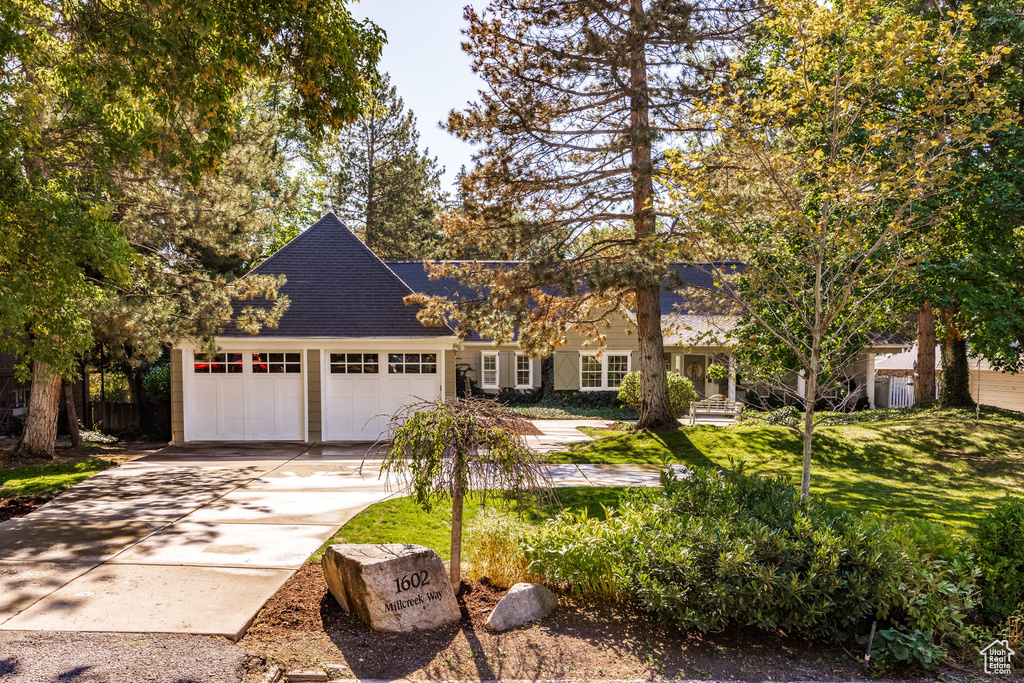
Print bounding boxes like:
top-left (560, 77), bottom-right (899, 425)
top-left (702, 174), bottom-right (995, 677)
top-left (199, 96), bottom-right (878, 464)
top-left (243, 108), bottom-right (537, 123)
top-left (318, 73), bottom-right (444, 259)
top-left (376, 398), bottom-right (550, 590)
top-left (1, 0), bottom-right (382, 455)
top-left (663, 0), bottom-right (1014, 498)
top-left (413, 0), bottom-right (763, 430)
top-left (909, 0), bottom-right (1024, 405)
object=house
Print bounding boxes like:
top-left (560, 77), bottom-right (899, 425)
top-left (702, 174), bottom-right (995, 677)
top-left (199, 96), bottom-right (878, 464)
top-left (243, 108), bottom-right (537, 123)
top-left (0, 352), bottom-right (31, 435)
top-left (874, 342), bottom-right (1024, 413)
top-left (169, 213), bottom-right (903, 442)
top-left (969, 357), bottom-right (1024, 413)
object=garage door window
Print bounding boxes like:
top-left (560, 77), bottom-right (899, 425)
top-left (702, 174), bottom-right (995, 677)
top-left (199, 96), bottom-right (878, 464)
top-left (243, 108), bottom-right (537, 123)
top-left (388, 353), bottom-right (437, 374)
top-left (194, 353), bottom-right (243, 374)
top-left (252, 352), bottom-right (301, 373)
top-left (330, 353), bottom-right (379, 374)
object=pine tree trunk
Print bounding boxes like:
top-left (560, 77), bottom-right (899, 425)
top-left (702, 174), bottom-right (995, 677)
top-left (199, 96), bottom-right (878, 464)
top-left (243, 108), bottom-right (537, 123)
top-left (940, 318), bottom-right (975, 407)
top-left (629, 0), bottom-right (675, 431)
top-left (17, 362), bottom-right (62, 458)
top-left (63, 378), bottom-right (82, 449)
top-left (449, 478), bottom-right (464, 592)
top-left (916, 305), bottom-right (936, 404)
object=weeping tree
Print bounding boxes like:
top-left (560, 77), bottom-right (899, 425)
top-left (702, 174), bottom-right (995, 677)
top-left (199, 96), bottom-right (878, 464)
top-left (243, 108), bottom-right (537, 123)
top-left (412, 0), bottom-right (764, 431)
top-left (376, 398), bottom-right (551, 591)
top-left (664, 0), bottom-right (1013, 499)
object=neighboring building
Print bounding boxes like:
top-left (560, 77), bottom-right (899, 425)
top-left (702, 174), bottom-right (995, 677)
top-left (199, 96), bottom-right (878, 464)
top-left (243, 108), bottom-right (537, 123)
top-left (0, 352), bottom-right (31, 435)
top-left (169, 213), bottom-right (904, 442)
top-left (969, 357), bottom-right (1024, 413)
top-left (875, 342), bottom-right (1024, 413)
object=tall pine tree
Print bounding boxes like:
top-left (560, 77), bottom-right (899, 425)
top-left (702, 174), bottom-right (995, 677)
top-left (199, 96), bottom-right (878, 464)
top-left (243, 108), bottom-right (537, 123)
top-left (320, 73), bottom-right (444, 259)
top-left (416, 0), bottom-right (762, 430)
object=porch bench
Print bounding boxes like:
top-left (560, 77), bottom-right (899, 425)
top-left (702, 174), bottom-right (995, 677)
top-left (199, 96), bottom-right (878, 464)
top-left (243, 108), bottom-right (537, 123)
top-left (689, 394), bottom-right (744, 425)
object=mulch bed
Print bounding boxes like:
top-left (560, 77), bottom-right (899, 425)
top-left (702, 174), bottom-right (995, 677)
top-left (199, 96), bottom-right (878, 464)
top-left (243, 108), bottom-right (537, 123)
top-left (0, 496), bottom-right (48, 523)
top-left (240, 563), bottom-right (902, 681)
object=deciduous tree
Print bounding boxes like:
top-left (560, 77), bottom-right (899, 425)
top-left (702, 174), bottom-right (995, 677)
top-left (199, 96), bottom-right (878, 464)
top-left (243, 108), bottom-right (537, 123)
top-left (664, 0), bottom-right (1012, 498)
top-left (2, 0), bottom-right (382, 456)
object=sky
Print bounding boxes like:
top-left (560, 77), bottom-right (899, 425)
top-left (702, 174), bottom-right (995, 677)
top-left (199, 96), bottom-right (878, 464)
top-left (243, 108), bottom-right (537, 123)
top-left (350, 0), bottom-right (486, 188)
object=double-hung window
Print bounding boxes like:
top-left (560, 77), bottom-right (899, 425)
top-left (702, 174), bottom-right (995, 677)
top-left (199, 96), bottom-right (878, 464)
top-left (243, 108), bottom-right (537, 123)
top-left (580, 352), bottom-right (631, 390)
top-left (480, 352), bottom-right (499, 389)
top-left (515, 353), bottom-right (533, 388)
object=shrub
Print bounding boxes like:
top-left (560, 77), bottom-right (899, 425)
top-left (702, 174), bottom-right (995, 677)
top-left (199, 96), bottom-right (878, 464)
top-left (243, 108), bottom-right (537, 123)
top-left (466, 510), bottom-right (534, 588)
top-left (616, 371), bottom-right (697, 417)
top-left (861, 513), bottom-right (979, 648)
top-left (862, 625), bottom-right (946, 673)
top-left (142, 364), bottom-right (171, 404)
top-left (529, 467), bottom-right (902, 640)
top-left (976, 496), bottom-right (1024, 623)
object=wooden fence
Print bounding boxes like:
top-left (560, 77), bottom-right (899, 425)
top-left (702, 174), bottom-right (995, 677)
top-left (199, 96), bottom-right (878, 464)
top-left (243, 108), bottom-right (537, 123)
top-left (88, 402), bottom-right (170, 437)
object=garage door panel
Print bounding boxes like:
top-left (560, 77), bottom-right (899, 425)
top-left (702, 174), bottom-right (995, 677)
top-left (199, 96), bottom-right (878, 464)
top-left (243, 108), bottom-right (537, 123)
top-left (189, 352), bottom-right (305, 441)
top-left (324, 362), bottom-right (442, 441)
top-left (218, 379), bottom-right (247, 438)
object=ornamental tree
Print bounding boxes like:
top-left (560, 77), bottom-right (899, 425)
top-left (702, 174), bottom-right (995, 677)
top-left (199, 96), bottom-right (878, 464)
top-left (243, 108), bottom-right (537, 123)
top-left (412, 0), bottom-right (764, 431)
top-left (376, 398), bottom-right (551, 590)
top-left (663, 0), bottom-right (1013, 499)
top-left (2, 0), bottom-right (382, 456)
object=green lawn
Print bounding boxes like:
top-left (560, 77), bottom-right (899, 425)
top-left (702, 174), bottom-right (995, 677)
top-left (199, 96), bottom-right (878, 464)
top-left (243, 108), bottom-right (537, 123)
top-left (310, 486), bottom-right (626, 563)
top-left (0, 460), bottom-right (114, 500)
top-left (547, 416), bottom-right (1024, 530)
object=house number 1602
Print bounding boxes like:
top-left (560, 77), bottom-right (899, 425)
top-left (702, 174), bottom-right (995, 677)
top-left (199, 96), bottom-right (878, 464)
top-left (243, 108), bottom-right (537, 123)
top-left (394, 571), bottom-right (430, 593)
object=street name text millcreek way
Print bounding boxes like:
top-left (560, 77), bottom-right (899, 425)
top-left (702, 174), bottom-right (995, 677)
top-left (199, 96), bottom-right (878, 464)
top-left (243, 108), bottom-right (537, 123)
top-left (383, 589), bottom-right (444, 613)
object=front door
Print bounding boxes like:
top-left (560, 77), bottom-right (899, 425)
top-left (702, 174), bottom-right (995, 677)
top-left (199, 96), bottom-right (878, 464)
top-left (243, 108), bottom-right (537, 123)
top-left (684, 354), bottom-right (707, 398)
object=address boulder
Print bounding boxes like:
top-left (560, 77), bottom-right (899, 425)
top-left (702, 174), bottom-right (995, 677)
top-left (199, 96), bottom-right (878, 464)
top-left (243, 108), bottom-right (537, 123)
top-left (322, 543), bottom-right (460, 632)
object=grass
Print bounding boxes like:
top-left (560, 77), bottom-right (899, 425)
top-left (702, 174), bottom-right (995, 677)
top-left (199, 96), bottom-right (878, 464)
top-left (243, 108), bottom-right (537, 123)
top-left (547, 410), bottom-right (1024, 530)
top-left (0, 459), bottom-right (114, 500)
top-left (309, 486), bottom-right (627, 563)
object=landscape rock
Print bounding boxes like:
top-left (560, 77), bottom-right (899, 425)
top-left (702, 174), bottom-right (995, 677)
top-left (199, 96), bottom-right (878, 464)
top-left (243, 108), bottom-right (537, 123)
top-left (322, 543), bottom-right (460, 632)
top-left (484, 582), bottom-right (558, 631)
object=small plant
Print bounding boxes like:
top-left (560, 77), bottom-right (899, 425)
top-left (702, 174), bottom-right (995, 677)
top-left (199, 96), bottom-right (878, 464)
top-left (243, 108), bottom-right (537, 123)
top-left (617, 370), bottom-right (697, 418)
top-left (466, 510), bottom-right (535, 588)
top-left (976, 496), bottom-right (1024, 623)
top-left (861, 625), bottom-right (945, 673)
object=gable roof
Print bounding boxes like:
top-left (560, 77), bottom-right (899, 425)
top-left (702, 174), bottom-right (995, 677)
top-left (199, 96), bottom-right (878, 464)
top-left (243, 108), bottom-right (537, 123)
top-left (221, 213), bottom-right (451, 338)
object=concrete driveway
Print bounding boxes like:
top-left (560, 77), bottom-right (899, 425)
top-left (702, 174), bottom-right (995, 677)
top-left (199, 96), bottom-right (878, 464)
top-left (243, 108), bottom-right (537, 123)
top-left (0, 441), bottom-right (394, 640)
top-left (0, 437), bottom-right (673, 641)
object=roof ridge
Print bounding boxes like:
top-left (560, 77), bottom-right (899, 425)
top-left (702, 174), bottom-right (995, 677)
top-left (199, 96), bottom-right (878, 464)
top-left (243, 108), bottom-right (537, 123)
top-left (247, 211), bottom-right (337, 275)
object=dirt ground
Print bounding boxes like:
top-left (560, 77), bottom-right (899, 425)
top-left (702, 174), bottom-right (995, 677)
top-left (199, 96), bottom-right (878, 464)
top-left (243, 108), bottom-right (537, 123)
top-left (241, 563), bottom-right (934, 682)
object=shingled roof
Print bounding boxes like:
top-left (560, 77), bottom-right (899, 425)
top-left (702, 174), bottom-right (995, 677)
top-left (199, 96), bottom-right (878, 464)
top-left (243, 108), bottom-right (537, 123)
top-left (222, 213), bottom-right (452, 338)
top-left (385, 260), bottom-right (745, 316)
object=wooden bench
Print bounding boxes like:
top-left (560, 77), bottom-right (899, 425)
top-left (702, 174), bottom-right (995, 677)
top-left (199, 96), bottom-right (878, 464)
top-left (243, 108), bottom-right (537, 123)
top-left (689, 394), bottom-right (744, 425)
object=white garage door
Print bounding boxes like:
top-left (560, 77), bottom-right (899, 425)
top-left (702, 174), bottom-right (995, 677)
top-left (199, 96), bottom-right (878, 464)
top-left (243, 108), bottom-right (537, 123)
top-left (324, 352), bottom-right (441, 441)
top-left (190, 352), bottom-right (305, 441)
